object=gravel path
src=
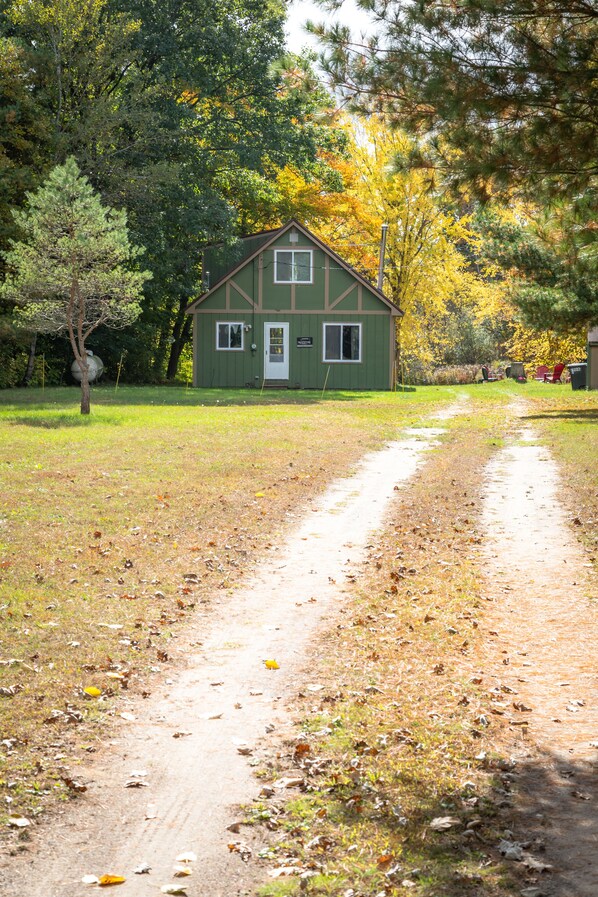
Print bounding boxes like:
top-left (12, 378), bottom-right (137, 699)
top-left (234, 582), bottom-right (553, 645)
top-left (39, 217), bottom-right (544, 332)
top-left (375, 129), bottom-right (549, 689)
top-left (480, 418), bottom-right (598, 896)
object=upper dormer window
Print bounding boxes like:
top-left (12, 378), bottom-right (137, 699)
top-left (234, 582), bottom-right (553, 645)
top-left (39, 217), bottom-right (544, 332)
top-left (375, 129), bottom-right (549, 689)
top-left (274, 249), bottom-right (312, 284)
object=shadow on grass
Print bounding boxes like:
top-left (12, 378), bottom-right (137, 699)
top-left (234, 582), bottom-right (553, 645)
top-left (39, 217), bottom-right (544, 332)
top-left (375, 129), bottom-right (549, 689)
top-left (305, 744), bottom-right (597, 897)
top-left (5, 413), bottom-right (116, 428)
top-left (0, 385), bottom-right (424, 414)
top-left (523, 408), bottom-right (598, 423)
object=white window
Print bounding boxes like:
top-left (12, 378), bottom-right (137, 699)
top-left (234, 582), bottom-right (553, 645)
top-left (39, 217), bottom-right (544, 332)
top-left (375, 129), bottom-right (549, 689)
top-left (274, 249), bottom-right (312, 283)
top-left (216, 322), bottom-right (244, 351)
top-left (323, 323), bottom-right (362, 362)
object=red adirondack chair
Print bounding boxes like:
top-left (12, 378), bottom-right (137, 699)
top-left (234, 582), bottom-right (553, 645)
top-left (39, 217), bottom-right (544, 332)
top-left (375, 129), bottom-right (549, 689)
top-left (543, 363), bottom-right (565, 383)
top-left (534, 365), bottom-right (549, 381)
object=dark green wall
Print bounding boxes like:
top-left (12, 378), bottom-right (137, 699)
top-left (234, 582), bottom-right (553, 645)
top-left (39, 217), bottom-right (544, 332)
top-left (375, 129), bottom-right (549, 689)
top-left (193, 312), bottom-right (391, 389)
top-left (191, 229), bottom-right (395, 390)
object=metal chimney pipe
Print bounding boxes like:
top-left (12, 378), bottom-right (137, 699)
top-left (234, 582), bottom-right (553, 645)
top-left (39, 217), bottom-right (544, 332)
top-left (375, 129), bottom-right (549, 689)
top-left (377, 223), bottom-right (388, 291)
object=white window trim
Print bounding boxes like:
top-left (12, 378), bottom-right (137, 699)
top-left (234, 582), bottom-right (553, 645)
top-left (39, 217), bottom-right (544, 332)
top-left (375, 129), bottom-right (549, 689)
top-left (274, 249), bottom-right (313, 284)
top-left (323, 322), bottom-right (362, 363)
top-left (216, 321), bottom-right (244, 351)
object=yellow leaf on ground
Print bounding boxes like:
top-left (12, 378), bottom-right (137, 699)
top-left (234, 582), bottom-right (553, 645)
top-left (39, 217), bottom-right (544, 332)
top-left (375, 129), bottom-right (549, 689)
top-left (173, 866), bottom-right (192, 877)
top-left (264, 659), bottom-right (279, 670)
top-left (254, 492), bottom-right (264, 498)
top-left (98, 874), bottom-right (126, 886)
top-left (84, 686), bottom-right (102, 697)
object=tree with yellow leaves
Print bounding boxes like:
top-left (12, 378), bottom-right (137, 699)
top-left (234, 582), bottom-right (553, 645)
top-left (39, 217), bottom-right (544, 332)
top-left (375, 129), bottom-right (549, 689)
top-left (308, 117), bottom-right (496, 378)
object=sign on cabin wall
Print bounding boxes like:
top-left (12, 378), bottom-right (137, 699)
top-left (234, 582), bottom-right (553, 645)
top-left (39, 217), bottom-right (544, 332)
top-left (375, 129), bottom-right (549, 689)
top-left (296, 337), bottom-right (313, 347)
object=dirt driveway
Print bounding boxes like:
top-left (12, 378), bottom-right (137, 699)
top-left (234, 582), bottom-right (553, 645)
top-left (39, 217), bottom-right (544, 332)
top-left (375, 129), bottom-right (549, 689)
top-left (479, 414), bottom-right (597, 896)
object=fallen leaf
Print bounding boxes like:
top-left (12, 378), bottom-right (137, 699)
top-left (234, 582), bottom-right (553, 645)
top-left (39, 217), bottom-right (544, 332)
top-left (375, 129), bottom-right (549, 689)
top-left (172, 731), bottom-right (192, 738)
top-left (133, 863), bottom-right (151, 874)
top-left (175, 852), bottom-right (197, 864)
top-left (268, 866), bottom-right (304, 878)
top-left (274, 776), bottom-right (304, 789)
top-left (82, 875), bottom-right (100, 884)
top-left (98, 874), bottom-right (126, 886)
top-left (61, 775), bottom-right (87, 793)
top-left (498, 840), bottom-right (523, 861)
top-left (254, 492), bottom-right (265, 498)
top-left (145, 805), bottom-right (158, 820)
top-left (521, 854), bottom-right (553, 873)
top-left (125, 780), bottom-right (149, 788)
top-left (173, 866), bottom-right (192, 877)
top-left (161, 886), bottom-right (187, 895)
top-left (228, 841), bottom-right (252, 862)
top-left (429, 816), bottom-right (460, 831)
top-left (264, 659), bottom-right (279, 670)
top-left (7, 816), bottom-right (30, 828)
top-left (0, 685), bottom-right (23, 697)
top-left (200, 712), bottom-right (223, 720)
top-left (120, 712), bottom-right (136, 721)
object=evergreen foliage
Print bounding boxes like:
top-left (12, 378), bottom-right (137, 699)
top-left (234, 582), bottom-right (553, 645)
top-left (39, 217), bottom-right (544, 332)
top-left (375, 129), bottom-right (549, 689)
top-left (1, 158), bottom-right (149, 412)
top-left (317, 0), bottom-right (597, 200)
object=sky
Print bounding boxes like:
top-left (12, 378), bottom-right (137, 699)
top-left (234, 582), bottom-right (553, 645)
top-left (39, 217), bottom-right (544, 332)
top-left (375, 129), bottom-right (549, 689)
top-left (284, 0), bottom-right (375, 55)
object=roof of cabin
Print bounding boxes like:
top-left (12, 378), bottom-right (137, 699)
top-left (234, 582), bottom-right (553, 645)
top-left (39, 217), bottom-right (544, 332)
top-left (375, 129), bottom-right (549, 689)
top-left (186, 219), bottom-right (402, 315)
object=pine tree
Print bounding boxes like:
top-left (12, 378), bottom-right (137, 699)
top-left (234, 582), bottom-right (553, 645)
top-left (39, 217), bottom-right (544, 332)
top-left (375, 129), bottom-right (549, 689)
top-left (315, 1), bottom-right (598, 325)
top-left (1, 158), bottom-right (149, 413)
top-left (317, 1), bottom-right (597, 201)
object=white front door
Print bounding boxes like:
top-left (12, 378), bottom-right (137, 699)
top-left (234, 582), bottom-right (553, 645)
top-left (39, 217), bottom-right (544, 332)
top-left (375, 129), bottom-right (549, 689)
top-left (264, 322), bottom-right (289, 380)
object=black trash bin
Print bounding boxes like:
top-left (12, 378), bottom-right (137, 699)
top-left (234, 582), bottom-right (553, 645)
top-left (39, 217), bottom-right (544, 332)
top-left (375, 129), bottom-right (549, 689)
top-left (568, 363), bottom-right (587, 390)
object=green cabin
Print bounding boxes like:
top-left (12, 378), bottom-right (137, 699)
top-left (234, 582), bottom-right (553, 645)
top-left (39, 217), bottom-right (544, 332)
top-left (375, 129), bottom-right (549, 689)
top-left (186, 219), bottom-right (402, 390)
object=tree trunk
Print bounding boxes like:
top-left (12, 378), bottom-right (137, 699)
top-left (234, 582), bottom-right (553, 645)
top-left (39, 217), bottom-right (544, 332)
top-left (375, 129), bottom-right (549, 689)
top-left (395, 316), bottom-right (403, 386)
top-left (80, 363), bottom-right (91, 415)
top-left (166, 305), bottom-right (192, 380)
top-left (19, 333), bottom-right (38, 387)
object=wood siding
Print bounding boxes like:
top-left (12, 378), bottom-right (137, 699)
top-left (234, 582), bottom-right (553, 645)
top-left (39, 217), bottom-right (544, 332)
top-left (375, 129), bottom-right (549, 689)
top-left (192, 227), bottom-right (396, 390)
top-left (194, 312), bottom-right (391, 390)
